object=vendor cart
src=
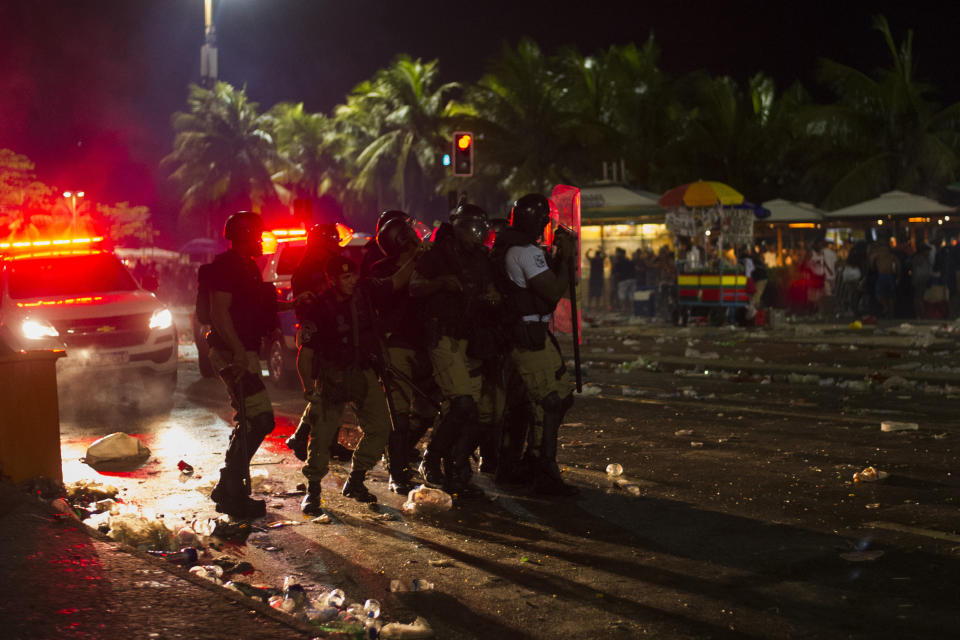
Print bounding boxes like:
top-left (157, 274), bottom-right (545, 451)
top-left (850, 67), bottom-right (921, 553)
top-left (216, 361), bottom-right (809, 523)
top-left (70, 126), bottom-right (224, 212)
top-left (660, 181), bottom-right (763, 325)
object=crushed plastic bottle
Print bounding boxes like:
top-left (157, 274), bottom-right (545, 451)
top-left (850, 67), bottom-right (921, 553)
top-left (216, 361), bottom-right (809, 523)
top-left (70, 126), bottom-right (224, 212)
top-left (880, 420), bottom-right (919, 432)
top-left (281, 577), bottom-right (308, 615)
top-left (379, 616), bottom-right (434, 639)
top-left (224, 580), bottom-right (280, 603)
top-left (390, 579), bottom-right (434, 592)
top-left (188, 564), bottom-right (224, 583)
top-left (411, 578), bottom-right (434, 592)
top-left (363, 598), bottom-right (381, 619)
top-left (146, 547), bottom-right (198, 566)
top-left (402, 485), bottom-right (453, 514)
top-left (324, 588), bottom-right (346, 608)
top-left (605, 463), bottom-right (623, 477)
top-left (177, 460), bottom-right (194, 475)
top-left (853, 466), bottom-right (889, 483)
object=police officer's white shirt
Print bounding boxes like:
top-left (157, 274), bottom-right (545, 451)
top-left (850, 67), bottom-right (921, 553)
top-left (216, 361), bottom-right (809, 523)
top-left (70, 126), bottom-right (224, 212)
top-left (505, 245), bottom-right (552, 322)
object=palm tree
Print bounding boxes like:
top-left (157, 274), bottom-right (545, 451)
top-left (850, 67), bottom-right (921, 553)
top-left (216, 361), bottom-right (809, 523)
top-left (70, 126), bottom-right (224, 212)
top-left (657, 71), bottom-right (807, 201)
top-left (265, 102), bottom-right (332, 201)
top-left (463, 39), bottom-right (577, 198)
top-left (803, 15), bottom-right (960, 209)
top-left (343, 56), bottom-right (461, 216)
top-left (163, 82), bottom-right (281, 237)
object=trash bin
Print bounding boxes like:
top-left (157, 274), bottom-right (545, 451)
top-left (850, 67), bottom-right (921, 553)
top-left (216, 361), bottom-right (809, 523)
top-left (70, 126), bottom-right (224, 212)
top-left (0, 350), bottom-right (66, 483)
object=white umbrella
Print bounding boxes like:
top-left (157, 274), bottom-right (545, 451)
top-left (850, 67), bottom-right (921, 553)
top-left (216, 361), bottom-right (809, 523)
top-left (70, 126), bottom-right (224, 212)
top-left (825, 190), bottom-right (954, 218)
top-left (761, 199), bottom-right (825, 222)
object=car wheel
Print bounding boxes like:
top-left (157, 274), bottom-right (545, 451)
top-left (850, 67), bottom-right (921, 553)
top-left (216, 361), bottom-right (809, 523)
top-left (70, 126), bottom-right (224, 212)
top-left (268, 338), bottom-right (297, 387)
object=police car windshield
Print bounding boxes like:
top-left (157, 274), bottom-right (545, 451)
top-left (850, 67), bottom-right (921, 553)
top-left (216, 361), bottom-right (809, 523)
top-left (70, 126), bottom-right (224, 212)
top-left (8, 253), bottom-right (139, 299)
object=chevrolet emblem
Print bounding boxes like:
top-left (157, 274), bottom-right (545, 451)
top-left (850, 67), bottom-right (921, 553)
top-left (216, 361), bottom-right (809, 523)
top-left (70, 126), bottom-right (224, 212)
top-left (96, 325), bottom-right (117, 333)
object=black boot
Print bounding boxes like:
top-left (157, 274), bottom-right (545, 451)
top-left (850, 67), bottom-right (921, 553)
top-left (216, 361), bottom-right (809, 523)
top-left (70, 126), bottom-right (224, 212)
top-left (342, 469), bottom-right (377, 503)
top-left (285, 420), bottom-right (311, 462)
top-left (300, 483), bottom-right (324, 516)
top-left (533, 393), bottom-right (579, 497)
top-left (387, 415), bottom-right (415, 495)
top-left (211, 468), bottom-right (267, 518)
top-left (446, 420), bottom-right (484, 499)
top-left (420, 397), bottom-right (468, 487)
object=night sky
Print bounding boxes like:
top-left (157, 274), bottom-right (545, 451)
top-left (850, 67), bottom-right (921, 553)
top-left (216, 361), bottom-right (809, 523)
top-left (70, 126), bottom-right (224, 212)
top-left (1, 0), bottom-right (957, 241)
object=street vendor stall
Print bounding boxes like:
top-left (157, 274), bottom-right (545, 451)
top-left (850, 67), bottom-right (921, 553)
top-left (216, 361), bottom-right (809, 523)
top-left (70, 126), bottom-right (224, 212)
top-left (660, 181), bottom-right (757, 324)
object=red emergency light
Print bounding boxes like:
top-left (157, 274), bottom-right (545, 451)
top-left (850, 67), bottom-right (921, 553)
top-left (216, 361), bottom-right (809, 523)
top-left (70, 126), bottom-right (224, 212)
top-left (0, 236), bottom-right (105, 258)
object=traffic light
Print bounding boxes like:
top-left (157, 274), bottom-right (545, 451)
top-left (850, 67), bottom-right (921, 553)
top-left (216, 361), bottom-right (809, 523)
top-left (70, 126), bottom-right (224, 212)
top-left (452, 131), bottom-right (473, 177)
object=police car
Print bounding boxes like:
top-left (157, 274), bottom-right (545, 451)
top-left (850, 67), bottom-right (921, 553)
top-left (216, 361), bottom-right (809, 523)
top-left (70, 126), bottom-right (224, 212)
top-left (0, 236), bottom-right (178, 407)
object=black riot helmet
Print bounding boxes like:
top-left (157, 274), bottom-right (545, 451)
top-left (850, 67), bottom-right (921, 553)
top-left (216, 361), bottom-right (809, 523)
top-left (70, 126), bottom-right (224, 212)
top-left (376, 209), bottom-right (410, 234)
top-left (451, 202), bottom-right (487, 223)
top-left (450, 204), bottom-right (489, 246)
top-left (377, 218), bottom-right (420, 257)
top-left (223, 210), bottom-right (264, 245)
top-left (307, 223), bottom-right (341, 251)
top-left (509, 193), bottom-right (551, 241)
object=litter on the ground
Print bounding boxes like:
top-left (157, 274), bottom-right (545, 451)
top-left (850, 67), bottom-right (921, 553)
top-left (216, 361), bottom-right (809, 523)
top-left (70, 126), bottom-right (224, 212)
top-left (379, 616), bottom-right (435, 639)
top-left (881, 421), bottom-right (919, 432)
top-left (606, 463), bottom-right (623, 476)
top-left (578, 384), bottom-right (602, 396)
top-left (403, 486), bottom-right (453, 514)
top-left (853, 466), bottom-right (889, 483)
top-left (83, 432), bottom-right (151, 470)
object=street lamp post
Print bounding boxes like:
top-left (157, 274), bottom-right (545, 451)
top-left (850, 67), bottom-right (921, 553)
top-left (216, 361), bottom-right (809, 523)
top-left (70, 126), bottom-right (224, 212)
top-left (200, 0), bottom-right (218, 87)
top-left (63, 191), bottom-right (84, 236)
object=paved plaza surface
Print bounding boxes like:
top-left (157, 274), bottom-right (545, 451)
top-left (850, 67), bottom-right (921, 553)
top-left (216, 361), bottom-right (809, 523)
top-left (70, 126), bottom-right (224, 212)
top-left (3, 316), bottom-right (959, 639)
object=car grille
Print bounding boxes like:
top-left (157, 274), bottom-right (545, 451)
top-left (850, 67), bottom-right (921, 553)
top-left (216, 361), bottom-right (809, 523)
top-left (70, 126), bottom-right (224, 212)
top-left (54, 313), bottom-right (152, 349)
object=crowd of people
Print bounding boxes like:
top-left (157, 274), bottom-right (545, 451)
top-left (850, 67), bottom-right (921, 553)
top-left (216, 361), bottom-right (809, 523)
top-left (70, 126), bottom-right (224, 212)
top-left (198, 196), bottom-right (581, 519)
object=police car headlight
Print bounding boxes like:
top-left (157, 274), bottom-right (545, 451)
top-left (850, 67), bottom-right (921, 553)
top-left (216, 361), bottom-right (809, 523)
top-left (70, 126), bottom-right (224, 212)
top-left (22, 318), bottom-right (59, 340)
top-left (149, 308), bottom-right (173, 330)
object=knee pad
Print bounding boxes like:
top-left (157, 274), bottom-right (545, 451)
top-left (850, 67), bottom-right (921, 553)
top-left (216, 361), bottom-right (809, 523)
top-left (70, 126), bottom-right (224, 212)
top-left (540, 391), bottom-right (562, 415)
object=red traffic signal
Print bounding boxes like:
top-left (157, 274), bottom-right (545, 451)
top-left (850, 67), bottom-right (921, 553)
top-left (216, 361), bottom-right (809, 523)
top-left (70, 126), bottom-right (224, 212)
top-left (452, 131), bottom-right (474, 177)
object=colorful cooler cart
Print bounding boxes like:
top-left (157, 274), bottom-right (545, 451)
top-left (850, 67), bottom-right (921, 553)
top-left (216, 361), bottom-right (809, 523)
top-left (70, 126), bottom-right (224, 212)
top-left (677, 271), bottom-right (750, 323)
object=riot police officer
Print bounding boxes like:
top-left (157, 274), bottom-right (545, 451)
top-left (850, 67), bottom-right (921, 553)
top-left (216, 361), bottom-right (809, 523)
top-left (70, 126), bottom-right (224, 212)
top-left (492, 194), bottom-right (579, 496)
top-left (298, 256), bottom-right (414, 514)
top-left (286, 223), bottom-right (353, 463)
top-left (410, 203), bottom-right (502, 497)
top-left (205, 211), bottom-right (278, 518)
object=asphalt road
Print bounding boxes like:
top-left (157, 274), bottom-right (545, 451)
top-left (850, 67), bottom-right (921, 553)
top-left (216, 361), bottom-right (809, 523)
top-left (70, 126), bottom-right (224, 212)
top-left (56, 320), bottom-right (960, 639)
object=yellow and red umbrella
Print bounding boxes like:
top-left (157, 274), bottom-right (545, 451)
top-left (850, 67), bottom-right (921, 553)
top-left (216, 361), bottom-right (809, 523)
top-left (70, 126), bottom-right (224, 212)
top-left (659, 181), bottom-right (744, 208)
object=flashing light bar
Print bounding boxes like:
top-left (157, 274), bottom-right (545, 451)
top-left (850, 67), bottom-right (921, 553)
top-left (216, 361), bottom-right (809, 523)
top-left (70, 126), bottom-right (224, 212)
top-left (0, 236), bottom-right (104, 251)
top-left (17, 296), bottom-right (105, 308)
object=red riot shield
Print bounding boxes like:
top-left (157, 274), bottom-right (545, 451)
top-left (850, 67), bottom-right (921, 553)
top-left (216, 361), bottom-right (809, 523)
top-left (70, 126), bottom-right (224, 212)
top-left (547, 185), bottom-right (581, 341)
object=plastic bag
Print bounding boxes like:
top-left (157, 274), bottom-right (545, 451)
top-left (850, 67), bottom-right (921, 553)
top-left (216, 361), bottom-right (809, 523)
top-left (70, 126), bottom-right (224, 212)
top-left (83, 432), bottom-right (150, 470)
